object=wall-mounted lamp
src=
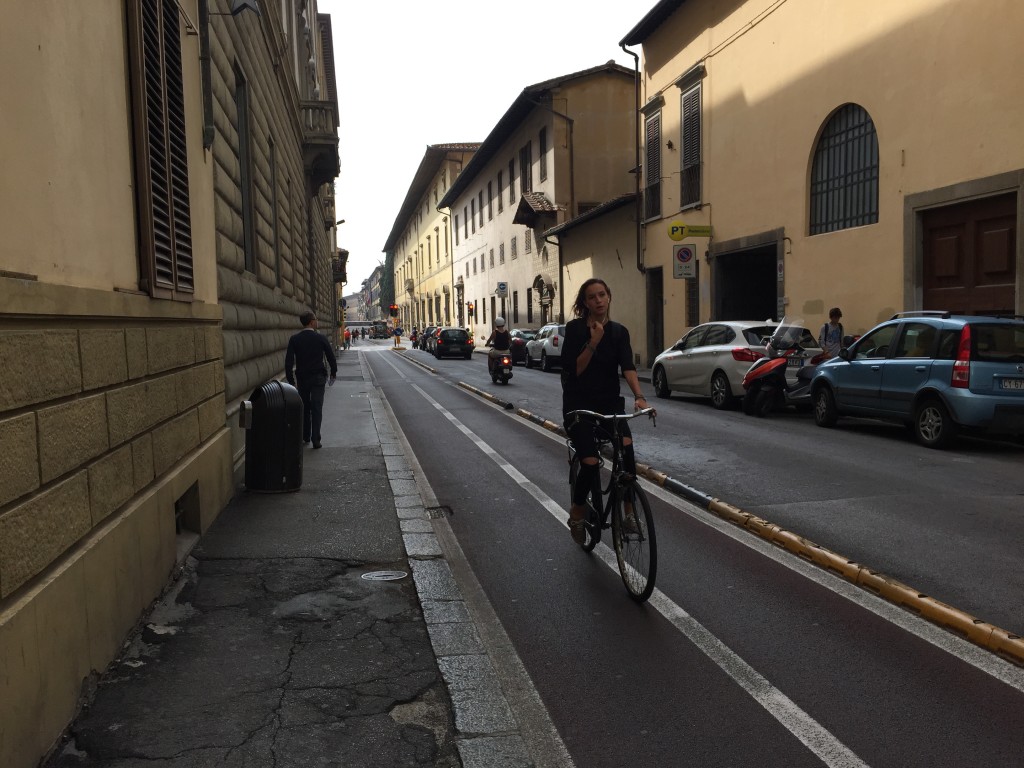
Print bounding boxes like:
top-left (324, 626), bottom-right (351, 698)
top-left (666, 140), bottom-right (675, 150)
top-left (180, 0), bottom-right (260, 35)
top-left (336, 219), bottom-right (345, 226)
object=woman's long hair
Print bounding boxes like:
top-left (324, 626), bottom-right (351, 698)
top-left (571, 278), bottom-right (611, 319)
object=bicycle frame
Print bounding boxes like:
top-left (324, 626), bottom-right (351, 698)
top-left (565, 407), bottom-right (657, 601)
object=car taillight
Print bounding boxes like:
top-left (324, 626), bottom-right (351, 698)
top-left (951, 325), bottom-right (971, 388)
top-left (552, 336), bottom-right (560, 347)
top-left (732, 347), bottom-right (764, 362)
top-left (437, 338), bottom-right (445, 345)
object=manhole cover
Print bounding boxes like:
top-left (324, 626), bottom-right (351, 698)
top-left (361, 570), bottom-right (408, 582)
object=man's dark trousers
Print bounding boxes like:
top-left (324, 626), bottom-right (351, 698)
top-left (296, 373), bottom-right (327, 444)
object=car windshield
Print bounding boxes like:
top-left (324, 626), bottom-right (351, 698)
top-left (972, 323), bottom-right (1024, 362)
top-left (515, 330), bottom-right (536, 340)
top-left (442, 330), bottom-right (467, 341)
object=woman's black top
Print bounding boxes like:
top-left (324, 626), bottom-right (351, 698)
top-left (489, 329), bottom-right (511, 349)
top-left (561, 318), bottom-right (636, 417)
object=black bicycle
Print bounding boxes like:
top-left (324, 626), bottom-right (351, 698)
top-left (566, 407), bottom-right (657, 602)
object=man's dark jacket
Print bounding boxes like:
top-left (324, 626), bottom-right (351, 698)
top-left (285, 329), bottom-right (337, 385)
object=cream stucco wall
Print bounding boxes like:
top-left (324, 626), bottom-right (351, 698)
top-left (638, 0), bottom-right (1024, 338)
top-left (559, 204), bottom-right (648, 364)
top-left (1, 0), bottom-right (217, 304)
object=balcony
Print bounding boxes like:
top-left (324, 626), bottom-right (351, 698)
top-left (301, 100), bottom-right (340, 189)
top-left (332, 258), bottom-right (346, 283)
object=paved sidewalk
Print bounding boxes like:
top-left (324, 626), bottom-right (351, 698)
top-left (44, 348), bottom-right (536, 768)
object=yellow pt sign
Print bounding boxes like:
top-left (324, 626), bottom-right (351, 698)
top-left (668, 222), bottom-right (712, 240)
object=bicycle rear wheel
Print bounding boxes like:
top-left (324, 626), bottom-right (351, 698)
top-left (611, 482), bottom-right (657, 602)
top-left (568, 453), bottom-right (601, 552)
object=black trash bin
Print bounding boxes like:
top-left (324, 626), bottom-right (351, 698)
top-left (241, 380), bottom-right (303, 492)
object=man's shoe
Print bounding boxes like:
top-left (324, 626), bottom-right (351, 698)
top-left (313, 441), bottom-right (322, 449)
top-left (302, 439), bottom-right (310, 445)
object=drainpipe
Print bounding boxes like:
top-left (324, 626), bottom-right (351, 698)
top-left (620, 42), bottom-right (644, 274)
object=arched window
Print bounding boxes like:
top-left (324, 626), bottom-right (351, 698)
top-left (810, 104), bottom-right (879, 234)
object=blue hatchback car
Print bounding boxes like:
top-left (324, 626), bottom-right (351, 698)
top-left (811, 311), bottom-right (1024, 448)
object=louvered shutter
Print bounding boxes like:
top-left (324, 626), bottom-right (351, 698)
top-left (130, 0), bottom-right (194, 296)
top-left (681, 86), bottom-right (701, 207)
top-left (644, 113), bottom-right (661, 219)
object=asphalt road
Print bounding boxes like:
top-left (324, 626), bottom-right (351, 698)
top-left (391, 341), bottom-right (1024, 638)
top-left (360, 341), bottom-right (1024, 768)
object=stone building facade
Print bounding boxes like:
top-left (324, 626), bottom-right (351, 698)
top-left (0, 2), bottom-right (339, 766)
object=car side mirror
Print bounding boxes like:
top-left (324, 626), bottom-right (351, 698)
top-left (838, 347), bottom-right (851, 361)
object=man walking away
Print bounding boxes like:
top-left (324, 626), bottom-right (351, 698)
top-left (284, 311), bottom-right (337, 449)
top-left (818, 307), bottom-right (844, 359)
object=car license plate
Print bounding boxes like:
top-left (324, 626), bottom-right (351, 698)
top-left (787, 358), bottom-right (804, 368)
top-left (1000, 378), bottom-right (1024, 391)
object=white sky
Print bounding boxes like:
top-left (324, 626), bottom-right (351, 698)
top-left (319, 0), bottom-right (650, 291)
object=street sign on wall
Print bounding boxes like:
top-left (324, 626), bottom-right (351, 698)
top-left (496, 281), bottom-right (508, 297)
top-left (673, 243), bottom-right (697, 278)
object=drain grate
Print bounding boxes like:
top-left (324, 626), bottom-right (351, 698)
top-left (426, 506), bottom-right (451, 519)
top-left (361, 570), bottom-right (408, 581)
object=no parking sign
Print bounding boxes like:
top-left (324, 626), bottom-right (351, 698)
top-left (673, 243), bottom-right (697, 278)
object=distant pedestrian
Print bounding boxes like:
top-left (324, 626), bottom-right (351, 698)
top-left (343, 328), bottom-right (351, 350)
top-left (285, 311), bottom-right (337, 449)
top-left (393, 326), bottom-right (404, 348)
top-left (818, 307), bottom-right (844, 358)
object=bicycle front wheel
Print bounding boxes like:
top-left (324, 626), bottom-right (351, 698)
top-left (611, 482), bottom-right (657, 602)
top-left (568, 453), bottom-right (601, 552)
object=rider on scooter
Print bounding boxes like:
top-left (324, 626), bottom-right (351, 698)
top-left (485, 317), bottom-right (512, 374)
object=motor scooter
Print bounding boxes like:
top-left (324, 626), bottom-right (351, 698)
top-left (741, 316), bottom-right (823, 417)
top-left (487, 347), bottom-right (514, 385)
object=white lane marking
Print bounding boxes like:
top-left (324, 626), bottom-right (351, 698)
top-left (389, 369), bottom-right (869, 768)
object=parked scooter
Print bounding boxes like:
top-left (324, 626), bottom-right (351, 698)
top-left (741, 316), bottom-right (823, 416)
top-left (487, 348), bottom-right (514, 385)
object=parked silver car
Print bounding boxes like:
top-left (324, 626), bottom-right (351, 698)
top-left (524, 323), bottom-right (566, 371)
top-left (652, 320), bottom-right (821, 409)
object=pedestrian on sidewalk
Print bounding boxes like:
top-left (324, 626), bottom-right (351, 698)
top-left (285, 311), bottom-right (337, 449)
top-left (818, 307), bottom-right (844, 359)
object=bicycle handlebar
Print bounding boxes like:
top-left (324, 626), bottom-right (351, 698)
top-left (567, 407), bottom-right (657, 427)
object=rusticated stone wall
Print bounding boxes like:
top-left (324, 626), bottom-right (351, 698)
top-left (0, 318), bottom-right (225, 600)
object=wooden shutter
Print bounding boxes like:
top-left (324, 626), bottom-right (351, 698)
top-left (644, 113), bottom-right (661, 219)
top-left (128, 0), bottom-right (194, 297)
top-left (681, 86), bottom-right (701, 207)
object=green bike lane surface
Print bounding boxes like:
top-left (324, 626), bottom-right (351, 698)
top-left (368, 350), bottom-right (1024, 768)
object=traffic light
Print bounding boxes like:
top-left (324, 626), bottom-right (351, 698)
top-left (467, 302), bottom-right (475, 318)
top-left (389, 303), bottom-right (399, 317)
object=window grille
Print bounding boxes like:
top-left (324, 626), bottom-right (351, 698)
top-left (810, 104), bottom-right (879, 234)
top-left (511, 236), bottom-right (518, 259)
top-left (509, 159), bottom-right (515, 203)
top-left (499, 242), bottom-right (505, 264)
top-left (497, 171), bottom-right (504, 212)
top-left (525, 230), bottom-right (532, 253)
top-left (487, 182), bottom-right (493, 219)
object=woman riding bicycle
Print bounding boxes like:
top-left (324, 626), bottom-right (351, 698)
top-left (562, 278), bottom-right (651, 544)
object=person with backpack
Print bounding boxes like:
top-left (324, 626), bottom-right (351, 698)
top-left (819, 307), bottom-right (844, 358)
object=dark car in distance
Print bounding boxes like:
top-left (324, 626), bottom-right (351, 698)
top-left (433, 327), bottom-right (475, 359)
top-left (418, 326), bottom-right (437, 351)
top-left (508, 328), bottom-right (536, 364)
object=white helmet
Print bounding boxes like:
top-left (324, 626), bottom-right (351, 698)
top-left (494, 317), bottom-right (506, 328)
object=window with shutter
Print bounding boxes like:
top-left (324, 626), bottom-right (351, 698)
top-left (681, 85), bottom-right (702, 208)
top-left (126, 0), bottom-right (194, 298)
top-left (644, 112), bottom-right (661, 220)
top-left (519, 142), bottom-right (533, 194)
top-left (539, 127), bottom-right (548, 182)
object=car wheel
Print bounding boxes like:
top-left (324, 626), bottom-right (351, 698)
top-left (525, 352), bottom-right (534, 369)
top-left (465, 353), bottom-right (472, 360)
top-left (813, 386), bottom-right (838, 427)
top-left (653, 366), bottom-right (671, 399)
top-left (914, 397), bottom-right (957, 449)
top-left (541, 351), bottom-right (552, 372)
top-left (710, 371), bottom-right (733, 410)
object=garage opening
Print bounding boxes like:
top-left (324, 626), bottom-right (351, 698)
top-left (713, 244), bottom-right (778, 321)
